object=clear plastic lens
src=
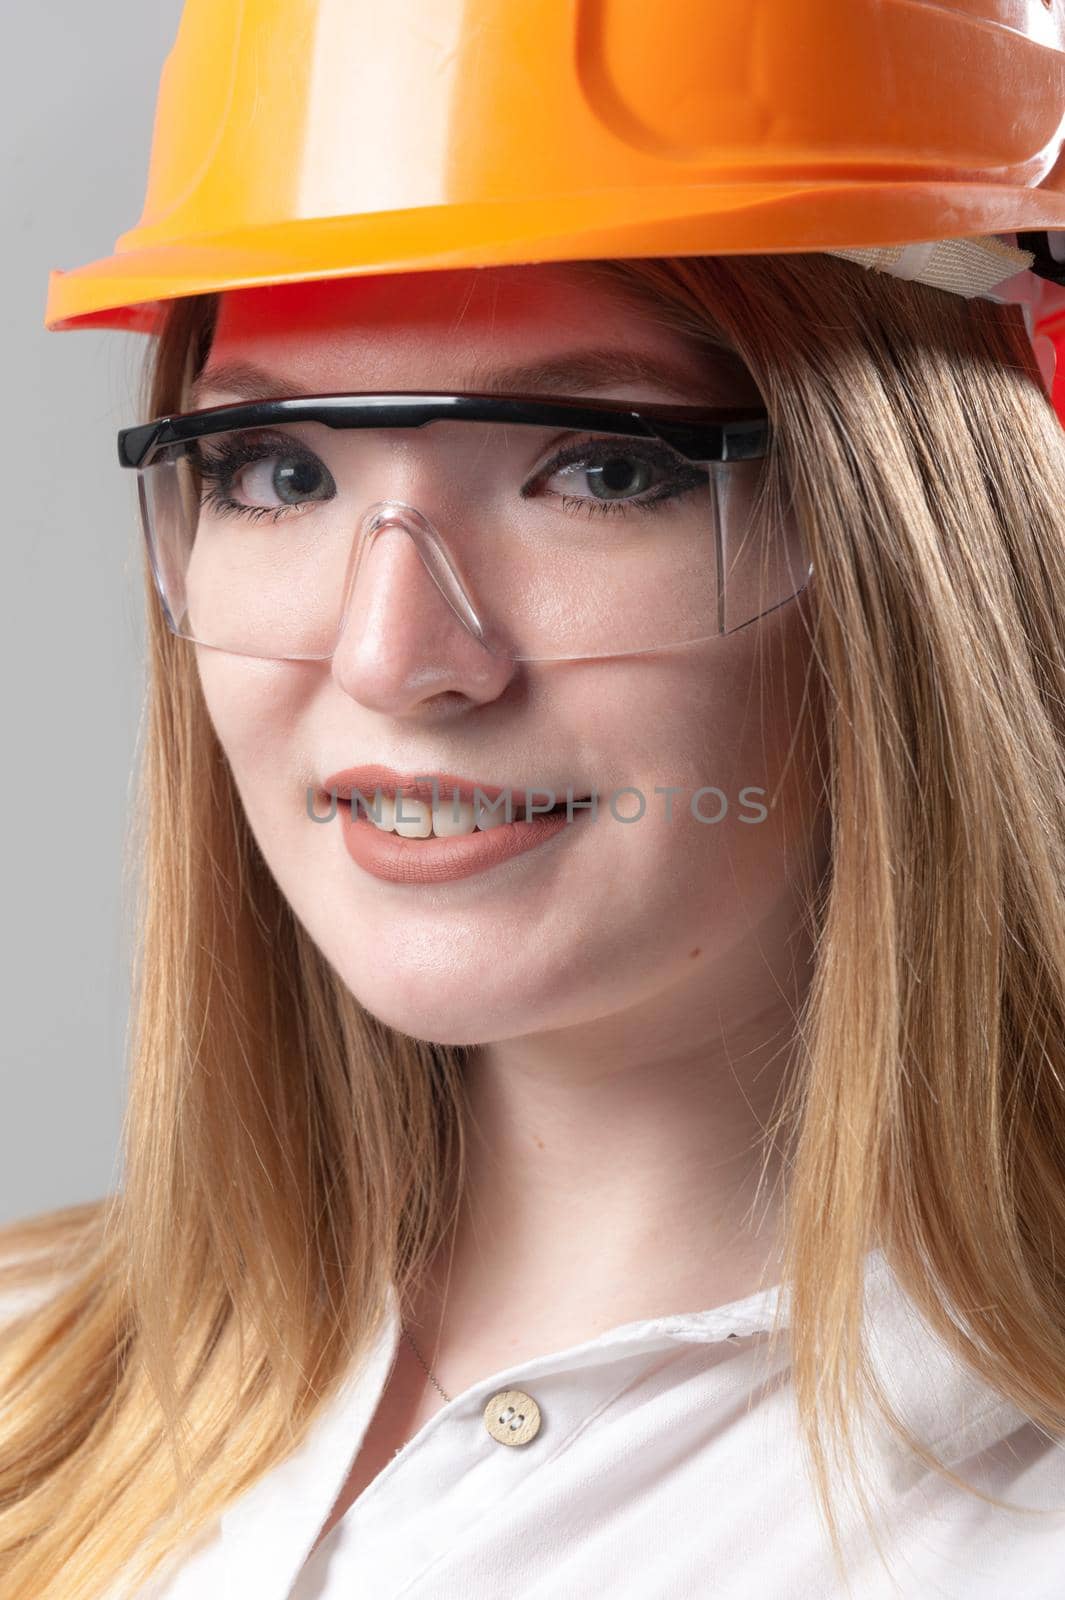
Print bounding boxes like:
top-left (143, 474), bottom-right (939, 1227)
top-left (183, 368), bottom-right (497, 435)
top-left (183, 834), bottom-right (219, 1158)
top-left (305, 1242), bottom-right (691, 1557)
top-left (137, 418), bottom-right (810, 661)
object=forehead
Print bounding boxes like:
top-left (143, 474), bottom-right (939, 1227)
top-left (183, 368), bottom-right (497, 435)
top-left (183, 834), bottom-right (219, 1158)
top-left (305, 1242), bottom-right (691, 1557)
top-left (202, 263), bottom-right (756, 404)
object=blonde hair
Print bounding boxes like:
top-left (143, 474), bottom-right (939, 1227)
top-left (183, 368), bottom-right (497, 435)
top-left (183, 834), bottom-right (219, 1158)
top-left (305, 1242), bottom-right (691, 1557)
top-left (3, 253), bottom-right (1065, 1598)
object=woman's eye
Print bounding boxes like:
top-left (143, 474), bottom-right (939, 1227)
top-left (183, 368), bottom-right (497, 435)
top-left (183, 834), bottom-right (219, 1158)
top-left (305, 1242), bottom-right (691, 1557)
top-left (534, 441), bottom-right (703, 513)
top-left (547, 452), bottom-right (656, 503)
top-left (196, 444), bottom-right (336, 513)
top-left (256, 455), bottom-right (331, 506)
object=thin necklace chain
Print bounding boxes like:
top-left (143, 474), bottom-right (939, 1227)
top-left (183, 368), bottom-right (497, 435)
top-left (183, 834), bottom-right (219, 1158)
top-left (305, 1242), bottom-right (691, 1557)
top-left (402, 1323), bottom-right (452, 1404)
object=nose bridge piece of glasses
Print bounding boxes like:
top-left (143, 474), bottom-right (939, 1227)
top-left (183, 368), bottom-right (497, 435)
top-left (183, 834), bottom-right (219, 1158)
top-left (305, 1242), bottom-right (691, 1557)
top-left (338, 500), bottom-right (490, 649)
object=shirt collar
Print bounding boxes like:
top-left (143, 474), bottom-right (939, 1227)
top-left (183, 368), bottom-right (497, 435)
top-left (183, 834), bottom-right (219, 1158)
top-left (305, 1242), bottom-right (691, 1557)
top-left (213, 1255), bottom-right (796, 1596)
top-left (211, 1246), bottom-right (1025, 1599)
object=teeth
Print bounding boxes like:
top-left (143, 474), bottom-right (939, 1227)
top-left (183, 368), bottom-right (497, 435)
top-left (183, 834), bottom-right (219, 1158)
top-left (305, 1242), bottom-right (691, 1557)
top-left (358, 793), bottom-right (527, 837)
top-left (393, 798), bottom-right (433, 839)
top-left (473, 799), bottom-right (514, 831)
top-left (365, 794), bottom-right (396, 831)
top-left (431, 798), bottom-right (478, 837)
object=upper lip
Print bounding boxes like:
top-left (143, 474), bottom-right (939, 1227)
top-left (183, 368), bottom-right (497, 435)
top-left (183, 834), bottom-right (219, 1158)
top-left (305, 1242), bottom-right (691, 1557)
top-left (321, 765), bottom-right (590, 810)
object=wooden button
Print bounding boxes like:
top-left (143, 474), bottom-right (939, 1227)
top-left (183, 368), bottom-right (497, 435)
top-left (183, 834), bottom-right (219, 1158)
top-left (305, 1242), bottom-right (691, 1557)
top-left (483, 1388), bottom-right (541, 1446)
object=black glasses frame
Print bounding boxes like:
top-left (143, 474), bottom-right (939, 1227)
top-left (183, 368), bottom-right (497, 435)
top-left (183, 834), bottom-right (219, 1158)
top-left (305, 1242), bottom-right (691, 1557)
top-left (117, 391), bottom-right (771, 471)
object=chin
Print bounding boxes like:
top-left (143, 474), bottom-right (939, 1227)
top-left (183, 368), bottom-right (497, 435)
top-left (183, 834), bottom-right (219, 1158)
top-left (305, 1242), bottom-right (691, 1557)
top-left (327, 950), bottom-right (590, 1049)
top-left (345, 984), bottom-right (508, 1048)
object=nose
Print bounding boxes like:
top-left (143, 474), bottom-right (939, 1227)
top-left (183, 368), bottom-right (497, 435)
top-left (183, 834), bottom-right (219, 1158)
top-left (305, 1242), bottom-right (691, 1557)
top-left (328, 502), bottom-right (516, 714)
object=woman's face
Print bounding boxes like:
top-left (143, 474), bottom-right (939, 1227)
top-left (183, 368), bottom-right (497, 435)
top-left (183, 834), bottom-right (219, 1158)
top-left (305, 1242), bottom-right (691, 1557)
top-left (192, 263), bottom-right (825, 1045)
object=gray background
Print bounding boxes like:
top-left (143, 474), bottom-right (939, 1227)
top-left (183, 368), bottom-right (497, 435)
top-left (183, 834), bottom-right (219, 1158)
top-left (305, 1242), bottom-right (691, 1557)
top-left (3, 3), bottom-right (186, 1224)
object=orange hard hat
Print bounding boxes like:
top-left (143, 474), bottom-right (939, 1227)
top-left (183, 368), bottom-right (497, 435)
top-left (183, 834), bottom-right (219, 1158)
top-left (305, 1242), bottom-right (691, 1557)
top-left (43, 0), bottom-right (1065, 414)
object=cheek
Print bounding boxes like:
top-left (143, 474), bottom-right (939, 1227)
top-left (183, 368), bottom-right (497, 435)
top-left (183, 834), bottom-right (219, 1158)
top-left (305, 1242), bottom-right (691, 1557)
top-left (194, 649), bottom-right (311, 826)
top-left (618, 620), bottom-right (824, 892)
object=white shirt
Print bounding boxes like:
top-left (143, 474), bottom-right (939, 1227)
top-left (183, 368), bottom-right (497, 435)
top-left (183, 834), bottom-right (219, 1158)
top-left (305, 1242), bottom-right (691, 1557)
top-left (119, 1245), bottom-right (1065, 1599)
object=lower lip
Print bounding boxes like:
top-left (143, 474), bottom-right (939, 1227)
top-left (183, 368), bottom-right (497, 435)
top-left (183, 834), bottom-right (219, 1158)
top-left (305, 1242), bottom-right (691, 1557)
top-left (338, 800), bottom-right (586, 885)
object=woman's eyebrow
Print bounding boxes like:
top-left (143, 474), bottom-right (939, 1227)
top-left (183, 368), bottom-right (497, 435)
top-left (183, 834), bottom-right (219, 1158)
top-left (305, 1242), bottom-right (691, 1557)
top-left (187, 346), bottom-right (738, 410)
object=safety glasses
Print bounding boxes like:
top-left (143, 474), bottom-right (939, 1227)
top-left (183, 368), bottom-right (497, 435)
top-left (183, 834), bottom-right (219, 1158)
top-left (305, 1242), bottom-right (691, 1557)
top-left (117, 391), bottom-right (812, 663)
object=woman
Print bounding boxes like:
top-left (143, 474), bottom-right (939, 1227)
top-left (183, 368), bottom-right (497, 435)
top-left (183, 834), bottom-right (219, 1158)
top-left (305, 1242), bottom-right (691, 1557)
top-left (4, 2), bottom-right (1065, 1596)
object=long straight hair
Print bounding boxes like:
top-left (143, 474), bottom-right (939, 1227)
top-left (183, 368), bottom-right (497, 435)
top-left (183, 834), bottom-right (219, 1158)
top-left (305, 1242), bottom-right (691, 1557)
top-left (3, 252), bottom-right (1065, 1599)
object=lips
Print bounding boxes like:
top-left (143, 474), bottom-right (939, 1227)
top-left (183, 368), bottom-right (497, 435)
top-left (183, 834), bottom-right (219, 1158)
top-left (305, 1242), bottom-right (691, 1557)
top-left (321, 764), bottom-right (590, 813)
top-left (328, 764), bottom-right (595, 885)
